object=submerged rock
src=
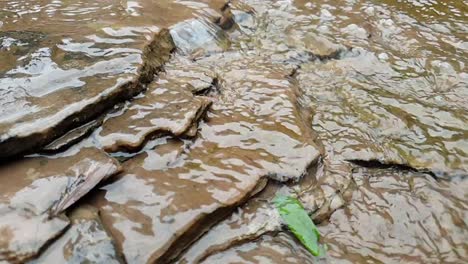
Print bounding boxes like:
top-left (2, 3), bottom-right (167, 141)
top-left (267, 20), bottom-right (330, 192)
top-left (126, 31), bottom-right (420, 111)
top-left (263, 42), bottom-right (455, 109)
top-left (0, 205), bottom-right (69, 263)
top-left (177, 161), bottom-right (349, 263)
top-left (0, 148), bottom-right (120, 263)
top-left (95, 72), bottom-right (212, 153)
top-left (0, 148), bottom-right (120, 216)
top-left (0, 29), bottom-right (175, 159)
top-left (164, 57), bottom-right (217, 94)
top-left (93, 142), bottom-right (270, 264)
top-left (290, 158), bottom-right (356, 224)
top-left (320, 168), bottom-right (468, 263)
top-left (296, 50), bottom-right (468, 177)
top-left (202, 232), bottom-right (317, 263)
top-left (178, 183), bottom-right (283, 263)
top-left (90, 55), bottom-right (320, 263)
top-left (2, 0), bottom-right (466, 263)
top-left (29, 205), bottom-right (122, 264)
top-left (0, 0), bottom-right (234, 158)
top-left (170, 19), bottom-right (230, 57)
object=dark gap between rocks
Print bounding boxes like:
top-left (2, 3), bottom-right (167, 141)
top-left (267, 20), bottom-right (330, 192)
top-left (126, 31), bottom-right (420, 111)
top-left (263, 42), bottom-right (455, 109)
top-left (347, 159), bottom-right (439, 181)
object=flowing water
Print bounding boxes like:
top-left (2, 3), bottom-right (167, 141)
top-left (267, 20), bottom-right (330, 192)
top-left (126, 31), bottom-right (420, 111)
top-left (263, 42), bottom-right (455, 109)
top-left (0, 0), bottom-right (466, 263)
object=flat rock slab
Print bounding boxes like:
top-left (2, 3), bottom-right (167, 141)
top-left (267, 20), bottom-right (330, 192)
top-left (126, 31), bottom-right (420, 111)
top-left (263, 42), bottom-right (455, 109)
top-left (178, 163), bottom-right (345, 263)
top-left (178, 183), bottom-right (283, 264)
top-left (0, 0), bottom-right (228, 158)
top-left (0, 148), bottom-right (121, 215)
top-left (0, 27), bottom-right (174, 159)
top-left (29, 205), bottom-right (122, 264)
top-left (0, 205), bottom-right (69, 264)
top-left (91, 55), bottom-right (320, 263)
top-left (94, 67), bottom-right (213, 153)
top-left (202, 233), bottom-right (317, 264)
top-left (0, 148), bottom-right (120, 263)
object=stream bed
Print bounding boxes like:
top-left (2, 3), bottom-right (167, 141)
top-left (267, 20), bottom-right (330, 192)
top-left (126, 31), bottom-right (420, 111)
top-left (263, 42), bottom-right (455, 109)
top-left (0, 0), bottom-right (467, 263)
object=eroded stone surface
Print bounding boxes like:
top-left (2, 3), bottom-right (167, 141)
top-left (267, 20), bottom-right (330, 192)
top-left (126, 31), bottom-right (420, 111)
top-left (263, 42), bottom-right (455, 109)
top-left (0, 28), bottom-right (175, 159)
top-left (227, 0), bottom-right (467, 178)
top-left (178, 183), bottom-right (282, 264)
top-left (177, 162), bottom-right (342, 263)
top-left (0, 0), bottom-right (230, 158)
top-left (0, 205), bottom-right (69, 263)
top-left (202, 233), bottom-right (317, 264)
top-left (164, 57), bottom-right (217, 94)
top-left (90, 55), bottom-right (320, 263)
top-left (58, 55), bottom-right (216, 155)
top-left (1, 0), bottom-right (467, 263)
top-left (0, 148), bottom-right (120, 263)
top-left (94, 73), bottom-right (212, 153)
top-left (29, 205), bottom-right (122, 264)
top-left (297, 53), bottom-right (467, 177)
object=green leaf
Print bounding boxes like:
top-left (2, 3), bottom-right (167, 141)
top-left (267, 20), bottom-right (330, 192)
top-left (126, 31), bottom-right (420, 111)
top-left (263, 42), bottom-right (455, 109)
top-left (274, 195), bottom-right (322, 256)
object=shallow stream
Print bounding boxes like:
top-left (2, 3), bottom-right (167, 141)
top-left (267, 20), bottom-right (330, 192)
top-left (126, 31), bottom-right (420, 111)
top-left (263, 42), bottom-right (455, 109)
top-left (0, 0), bottom-right (466, 263)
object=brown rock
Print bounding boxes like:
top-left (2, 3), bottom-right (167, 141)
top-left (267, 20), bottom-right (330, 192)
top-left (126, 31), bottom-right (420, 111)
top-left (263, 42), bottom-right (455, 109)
top-left (91, 56), bottom-right (320, 264)
top-left (0, 148), bottom-right (120, 263)
top-left (0, 29), bottom-right (175, 158)
top-left (95, 74), bottom-right (212, 153)
top-left (28, 205), bottom-right (123, 264)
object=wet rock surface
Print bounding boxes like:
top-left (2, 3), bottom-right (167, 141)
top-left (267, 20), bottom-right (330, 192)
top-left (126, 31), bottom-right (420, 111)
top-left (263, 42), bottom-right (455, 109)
top-left (170, 19), bottom-right (230, 57)
top-left (0, 0), bottom-right (467, 263)
top-left (0, 0), bottom-right (227, 158)
top-left (0, 205), bottom-right (69, 263)
top-left (202, 232), bottom-right (318, 264)
top-left (29, 205), bottom-right (122, 264)
top-left (320, 168), bottom-right (468, 263)
top-left (90, 54), bottom-right (320, 263)
top-left (94, 74), bottom-right (212, 153)
top-left (0, 148), bottom-right (120, 263)
top-left (177, 183), bottom-right (282, 263)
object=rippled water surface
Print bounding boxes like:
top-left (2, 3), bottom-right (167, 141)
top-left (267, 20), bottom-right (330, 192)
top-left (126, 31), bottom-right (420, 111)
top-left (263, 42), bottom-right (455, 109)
top-left (0, 0), bottom-right (466, 263)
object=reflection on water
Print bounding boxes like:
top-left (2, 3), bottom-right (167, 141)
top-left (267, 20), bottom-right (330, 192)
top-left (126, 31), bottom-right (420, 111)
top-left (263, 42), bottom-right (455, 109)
top-left (0, 0), bottom-right (225, 158)
top-left (0, 0), bottom-right (467, 263)
top-left (321, 168), bottom-right (468, 263)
